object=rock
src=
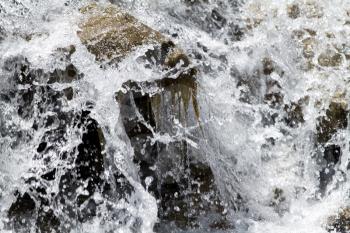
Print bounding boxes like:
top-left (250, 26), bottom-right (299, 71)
top-left (3, 58), bottom-right (133, 232)
top-left (319, 144), bottom-right (341, 192)
top-left (302, 37), bottom-right (316, 58)
top-left (269, 188), bottom-right (288, 216)
top-left (334, 43), bottom-right (350, 60)
top-left (304, 1), bottom-right (324, 19)
top-left (183, 0), bottom-right (209, 6)
top-left (78, 3), bottom-right (193, 72)
top-left (79, 3), bottom-right (168, 62)
top-left (78, 4), bottom-right (226, 231)
top-left (8, 192), bottom-right (37, 230)
top-left (287, 4), bottom-right (300, 19)
top-left (115, 49), bottom-right (229, 230)
top-left (117, 78), bottom-right (230, 230)
top-left (244, 2), bottom-right (265, 30)
top-left (316, 98), bottom-right (348, 144)
top-left (315, 94), bottom-right (348, 193)
top-left (327, 208), bottom-right (350, 233)
top-left (283, 99), bottom-right (306, 128)
top-left (262, 57), bottom-right (274, 75)
top-left (318, 50), bottom-right (343, 67)
top-left (78, 3), bottom-right (229, 231)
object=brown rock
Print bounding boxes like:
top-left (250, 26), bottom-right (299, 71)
top-left (78, 4), bottom-right (166, 61)
top-left (318, 50), bottom-right (343, 67)
top-left (327, 208), bottom-right (350, 232)
top-left (302, 37), bottom-right (316, 58)
top-left (287, 4), bottom-right (300, 19)
top-left (304, 1), bottom-right (324, 18)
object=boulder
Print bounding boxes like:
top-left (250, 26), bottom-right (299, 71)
top-left (78, 3), bottom-right (188, 67)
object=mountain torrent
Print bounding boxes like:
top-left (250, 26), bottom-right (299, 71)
top-left (1, 0), bottom-right (350, 233)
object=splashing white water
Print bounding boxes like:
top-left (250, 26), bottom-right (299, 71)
top-left (1, 0), bottom-right (350, 232)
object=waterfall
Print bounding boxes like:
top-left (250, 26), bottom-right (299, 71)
top-left (1, 0), bottom-right (350, 232)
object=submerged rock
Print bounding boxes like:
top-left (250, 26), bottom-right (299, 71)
top-left (303, 1), bottom-right (324, 19)
top-left (302, 37), bottom-right (316, 58)
top-left (318, 50), bottom-right (343, 67)
top-left (287, 4), bottom-right (300, 19)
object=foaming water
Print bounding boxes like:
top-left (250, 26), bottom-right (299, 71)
top-left (1, 0), bottom-right (350, 232)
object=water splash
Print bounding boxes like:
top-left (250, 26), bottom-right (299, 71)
top-left (1, 0), bottom-right (350, 232)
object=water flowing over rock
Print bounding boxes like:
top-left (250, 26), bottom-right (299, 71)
top-left (77, 3), bottom-right (229, 230)
top-left (2, 0), bottom-right (350, 233)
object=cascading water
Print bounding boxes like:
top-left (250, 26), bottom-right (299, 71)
top-left (1, 0), bottom-right (350, 232)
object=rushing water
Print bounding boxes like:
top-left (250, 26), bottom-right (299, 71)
top-left (1, 0), bottom-right (350, 232)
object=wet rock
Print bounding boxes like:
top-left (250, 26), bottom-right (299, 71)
top-left (206, 8), bottom-right (227, 30)
top-left (115, 45), bottom-right (229, 230)
top-left (269, 188), bottom-right (288, 216)
top-left (8, 192), bottom-right (36, 230)
top-left (154, 161), bottom-right (231, 231)
top-left (318, 50), bottom-right (343, 67)
top-left (319, 144), bottom-right (341, 192)
top-left (183, 0), bottom-right (209, 6)
top-left (78, 3), bottom-right (167, 62)
top-left (117, 75), bottom-right (230, 230)
top-left (78, 3), bottom-right (194, 73)
top-left (316, 100), bottom-right (348, 144)
top-left (302, 37), bottom-right (316, 58)
top-left (304, 1), bottom-right (324, 19)
top-left (244, 2), bottom-right (265, 30)
top-left (327, 208), bottom-right (350, 233)
top-left (262, 57), bottom-right (274, 75)
top-left (283, 97), bottom-right (308, 128)
top-left (287, 4), bottom-right (300, 19)
top-left (315, 94), bottom-right (348, 193)
top-left (3, 59), bottom-right (133, 232)
top-left (334, 44), bottom-right (350, 60)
